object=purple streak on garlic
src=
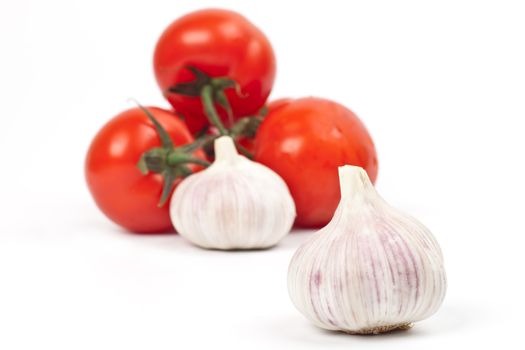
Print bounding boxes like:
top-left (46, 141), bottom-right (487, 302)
top-left (287, 165), bottom-right (446, 334)
top-left (170, 136), bottom-right (296, 250)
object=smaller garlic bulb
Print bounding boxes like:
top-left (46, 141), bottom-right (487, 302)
top-left (170, 136), bottom-right (296, 250)
top-left (288, 165), bottom-right (446, 334)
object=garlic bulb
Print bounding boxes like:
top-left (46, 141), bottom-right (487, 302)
top-left (170, 136), bottom-right (296, 250)
top-left (288, 165), bottom-right (446, 334)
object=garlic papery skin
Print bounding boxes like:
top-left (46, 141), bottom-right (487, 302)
top-left (287, 165), bottom-right (446, 334)
top-left (170, 136), bottom-right (296, 250)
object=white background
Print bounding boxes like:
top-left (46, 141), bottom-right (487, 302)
top-left (1, 0), bottom-right (524, 348)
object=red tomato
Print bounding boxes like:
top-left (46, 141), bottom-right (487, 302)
top-left (85, 107), bottom-right (204, 233)
top-left (153, 9), bottom-right (276, 133)
top-left (254, 97), bottom-right (378, 228)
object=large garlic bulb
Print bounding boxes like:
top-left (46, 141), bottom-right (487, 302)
top-left (288, 165), bottom-right (446, 334)
top-left (170, 136), bottom-right (296, 250)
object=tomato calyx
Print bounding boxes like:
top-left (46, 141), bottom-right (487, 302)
top-left (135, 104), bottom-right (210, 207)
top-left (168, 66), bottom-right (241, 127)
top-left (168, 66), bottom-right (240, 98)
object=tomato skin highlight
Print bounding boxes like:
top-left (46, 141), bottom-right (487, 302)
top-left (254, 97), bottom-right (378, 228)
top-left (85, 107), bottom-right (204, 233)
top-left (153, 9), bottom-right (276, 133)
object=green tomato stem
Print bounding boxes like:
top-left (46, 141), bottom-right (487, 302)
top-left (166, 152), bottom-right (210, 168)
top-left (201, 85), bottom-right (229, 135)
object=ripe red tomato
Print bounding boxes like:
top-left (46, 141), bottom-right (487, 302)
top-left (153, 9), bottom-right (276, 133)
top-left (254, 97), bottom-right (378, 228)
top-left (85, 107), bottom-right (204, 233)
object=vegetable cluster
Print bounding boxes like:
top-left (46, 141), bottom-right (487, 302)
top-left (85, 8), bottom-right (378, 234)
top-left (84, 10), bottom-right (447, 336)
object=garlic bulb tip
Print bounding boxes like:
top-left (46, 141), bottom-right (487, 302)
top-left (214, 135), bottom-right (239, 163)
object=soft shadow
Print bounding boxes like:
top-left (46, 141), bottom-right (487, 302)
top-left (316, 323), bottom-right (425, 342)
top-left (105, 227), bottom-right (317, 255)
top-left (267, 301), bottom-right (479, 346)
top-left (416, 300), bottom-right (481, 334)
top-left (266, 316), bottom-right (425, 346)
top-left (272, 230), bottom-right (316, 251)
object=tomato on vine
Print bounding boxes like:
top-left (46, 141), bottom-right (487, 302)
top-left (85, 106), bottom-right (208, 233)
